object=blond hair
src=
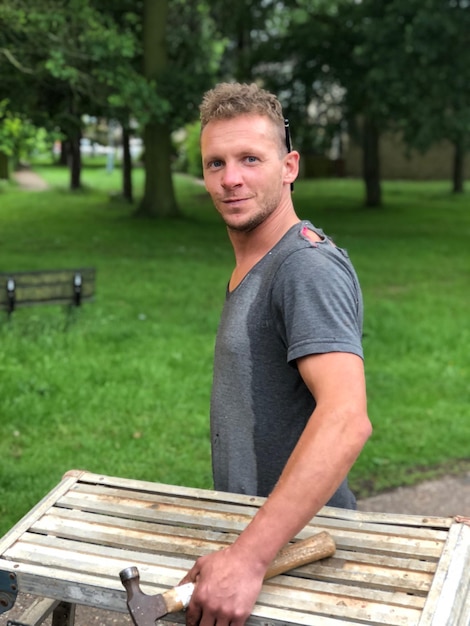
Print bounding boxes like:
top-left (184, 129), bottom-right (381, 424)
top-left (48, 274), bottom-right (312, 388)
top-left (200, 82), bottom-right (287, 152)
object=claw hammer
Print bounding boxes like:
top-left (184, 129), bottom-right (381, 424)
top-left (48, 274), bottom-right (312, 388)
top-left (120, 530), bottom-right (335, 626)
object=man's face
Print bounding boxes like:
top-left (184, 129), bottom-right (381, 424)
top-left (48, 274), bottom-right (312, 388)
top-left (200, 114), bottom-right (293, 233)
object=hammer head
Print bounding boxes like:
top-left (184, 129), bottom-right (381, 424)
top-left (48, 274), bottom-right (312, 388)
top-left (120, 567), bottom-right (168, 626)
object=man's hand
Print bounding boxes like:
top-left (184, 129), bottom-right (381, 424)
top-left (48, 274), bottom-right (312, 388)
top-left (181, 543), bottom-right (267, 626)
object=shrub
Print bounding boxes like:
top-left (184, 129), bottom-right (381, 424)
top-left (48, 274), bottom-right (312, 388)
top-left (173, 121), bottom-right (202, 179)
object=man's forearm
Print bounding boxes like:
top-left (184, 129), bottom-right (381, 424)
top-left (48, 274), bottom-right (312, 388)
top-left (232, 402), bottom-right (371, 569)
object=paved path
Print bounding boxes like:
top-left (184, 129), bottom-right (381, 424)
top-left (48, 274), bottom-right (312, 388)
top-left (358, 469), bottom-right (470, 517)
top-left (12, 169), bottom-right (49, 191)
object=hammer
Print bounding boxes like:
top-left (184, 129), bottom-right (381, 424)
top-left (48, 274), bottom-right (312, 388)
top-left (120, 530), bottom-right (335, 626)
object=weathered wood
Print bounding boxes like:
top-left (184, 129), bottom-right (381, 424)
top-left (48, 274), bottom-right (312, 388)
top-left (0, 470), bottom-right (467, 626)
top-left (7, 596), bottom-right (60, 626)
top-left (418, 521), bottom-right (470, 625)
top-left (0, 473), bottom-right (84, 554)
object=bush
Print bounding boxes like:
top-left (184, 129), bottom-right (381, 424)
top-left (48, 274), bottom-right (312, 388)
top-left (186, 121), bottom-right (202, 178)
top-left (173, 121), bottom-right (202, 179)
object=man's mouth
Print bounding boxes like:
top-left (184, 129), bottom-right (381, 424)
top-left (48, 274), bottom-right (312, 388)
top-left (223, 197), bottom-right (251, 204)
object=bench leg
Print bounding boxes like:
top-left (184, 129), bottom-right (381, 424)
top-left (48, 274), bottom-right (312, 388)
top-left (51, 602), bottom-right (76, 626)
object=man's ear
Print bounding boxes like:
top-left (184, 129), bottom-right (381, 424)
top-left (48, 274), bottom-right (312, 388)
top-left (283, 150), bottom-right (300, 185)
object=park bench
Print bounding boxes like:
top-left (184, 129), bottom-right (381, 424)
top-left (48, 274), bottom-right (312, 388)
top-left (0, 268), bottom-right (95, 320)
top-left (0, 470), bottom-right (469, 626)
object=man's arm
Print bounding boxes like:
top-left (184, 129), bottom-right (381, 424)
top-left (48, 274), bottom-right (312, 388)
top-left (183, 351), bottom-right (372, 626)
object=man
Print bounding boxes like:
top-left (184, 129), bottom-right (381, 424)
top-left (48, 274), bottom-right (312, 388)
top-left (182, 83), bottom-right (372, 626)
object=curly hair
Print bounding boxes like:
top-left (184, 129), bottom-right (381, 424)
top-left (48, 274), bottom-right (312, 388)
top-left (199, 82), bottom-right (287, 151)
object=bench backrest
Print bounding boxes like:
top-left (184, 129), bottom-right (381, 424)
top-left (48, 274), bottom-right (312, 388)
top-left (0, 268), bottom-right (96, 313)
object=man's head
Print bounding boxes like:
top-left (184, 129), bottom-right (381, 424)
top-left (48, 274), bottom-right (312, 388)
top-left (200, 82), bottom-right (288, 157)
top-left (199, 82), bottom-right (299, 234)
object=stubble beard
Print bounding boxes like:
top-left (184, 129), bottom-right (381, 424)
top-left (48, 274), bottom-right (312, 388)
top-left (225, 210), bottom-right (271, 233)
top-left (221, 191), bottom-right (282, 234)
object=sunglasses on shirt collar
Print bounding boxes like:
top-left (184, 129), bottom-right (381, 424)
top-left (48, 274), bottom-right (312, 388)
top-left (284, 118), bottom-right (294, 192)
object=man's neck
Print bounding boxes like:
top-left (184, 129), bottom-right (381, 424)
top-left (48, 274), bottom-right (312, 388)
top-left (228, 205), bottom-right (300, 291)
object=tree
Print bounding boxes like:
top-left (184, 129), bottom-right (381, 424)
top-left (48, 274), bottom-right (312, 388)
top-left (0, 1), bottom-right (133, 190)
top-left (91, 0), bottom-right (154, 204)
top-left (277, 0), bottom-right (470, 202)
top-left (258, 0), bottom-right (401, 207)
top-left (0, 2), bottom-right (42, 179)
top-left (366, 0), bottom-right (470, 193)
top-left (39, 1), bottom-right (144, 191)
top-left (136, 0), bottom-right (176, 217)
top-left (208, 0), bottom-right (285, 82)
top-left (136, 0), bottom-right (224, 218)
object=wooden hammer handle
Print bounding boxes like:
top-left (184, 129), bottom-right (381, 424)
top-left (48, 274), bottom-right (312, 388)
top-left (163, 531), bottom-right (335, 613)
top-left (265, 530), bottom-right (335, 578)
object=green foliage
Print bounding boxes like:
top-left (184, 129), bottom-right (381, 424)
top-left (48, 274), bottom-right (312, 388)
top-left (2, 0), bottom-right (470, 179)
top-left (377, 0), bottom-right (470, 152)
top-left (0, 100), bottom-right (16, 156)
top-left (0, 168), bottom-right (469, 534)
top-left (173, 121), bottom-right (203, 178)
top-left (251, 0), bottom-right (470, 198)
top-left (154, 0), bottom-right (225, 130)
top-left (0, 100), bottom-right (51, 167)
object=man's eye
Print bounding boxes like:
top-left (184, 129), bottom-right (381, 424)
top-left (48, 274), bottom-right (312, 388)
top-left (245, 156), bottom-right (258, 163)
top-left (209, 160), bottom-right (223, 169)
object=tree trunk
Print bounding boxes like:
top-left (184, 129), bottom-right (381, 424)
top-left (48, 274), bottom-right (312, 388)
top-left (59, 141), bottom-right (69, 166)
top-left (452, 140), bottom-right (465, 193)
top-left (136, 122), bottom-right (177, 217)
top-left (137, 0), bottom-right (179, 218)
top-left (0, 152), bottom-right (9, 180)
top-left (121, 126), bottom-right (133, 203)
top-left (69, 134), bottom-right (82, 190)
top-left (235, 15), bottom-right (252, 81)
top-left (362, 116), bottom-right (382, 208)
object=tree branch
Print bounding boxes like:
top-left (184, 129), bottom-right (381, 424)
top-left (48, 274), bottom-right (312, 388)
top-left (0, 48), bottom-right (34, 73)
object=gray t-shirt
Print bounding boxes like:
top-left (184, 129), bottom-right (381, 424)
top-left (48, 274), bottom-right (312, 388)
top-left (210, 221), bottom-right (363, 508)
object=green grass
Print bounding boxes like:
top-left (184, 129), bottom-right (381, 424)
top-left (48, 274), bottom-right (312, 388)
top-left (0, 165), bottom-right (469, 534)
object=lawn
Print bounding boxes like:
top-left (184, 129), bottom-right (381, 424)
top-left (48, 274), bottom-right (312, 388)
top-left (0, 163), bottom-right (469, 535)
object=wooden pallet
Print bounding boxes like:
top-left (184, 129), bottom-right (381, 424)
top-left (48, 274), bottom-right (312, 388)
top-left (0, 470), bottom-right (469, 625)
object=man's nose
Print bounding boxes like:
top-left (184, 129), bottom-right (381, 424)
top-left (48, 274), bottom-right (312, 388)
top-left (221, 162), bottom-right (242, 188)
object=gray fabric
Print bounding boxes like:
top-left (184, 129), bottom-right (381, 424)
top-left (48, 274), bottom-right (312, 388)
top-left (210, 221), bottom-right (363, 508)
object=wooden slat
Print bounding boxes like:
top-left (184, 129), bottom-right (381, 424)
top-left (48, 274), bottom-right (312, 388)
top-left (0, 561), bottom-right (128, 614)
top-left (19, 520), bottom-right (436, 598)
top-left (74, 471), bottom-right (454, 529)
top-left (32, 510), bottom-right (234, 557)
top-left (66, 482), bottom-right (451, 544)
top-left (418, 522), bottom-right (470, 625)
top-left (55, 489), bottom-right (445, 563)
top-left (314, 506), bottom-right (453, 530)
top-left (58, 488), bottom-right (260, 532)
top-left (257, 585), bottom-right (423, 626)
top-left (247, 604), bottom-right (412, 626)
top-left (27, 509), bottom-right (435, 600)
top-left (30, 507), bottom-right (440, 579)
top-left (60, 483), bottom-right (449, 545)
top-left (298, 557), bottom-right (433, 595)
top-left (72, 470), bottom-right (453, 530)
top-left (69, 482), bottom-right (261, 518)
top-left (4, 535), bottom-right (191, 589)
top-left (5, 536), bottom-right (425, 626)
top-left (0, 471), bottom-right (83, 554)
top-left (31, 509), bottom-right (436, 587)
top-left (76, 471), bottom-right (267, 506)
top-left (260, 574), bottom-right (426, 609)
